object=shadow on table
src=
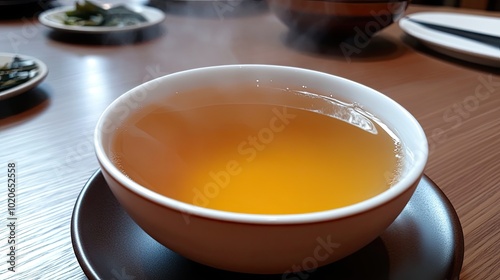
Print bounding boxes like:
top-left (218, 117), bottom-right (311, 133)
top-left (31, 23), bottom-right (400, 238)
top-left (401, 34), bottom-right (500, 74)
top-left (283, 30), bottom-right (407, 63)
top-left (46, 24), bottom-right (165, 46)
top-left (0, 86), bottom-right (50, 124)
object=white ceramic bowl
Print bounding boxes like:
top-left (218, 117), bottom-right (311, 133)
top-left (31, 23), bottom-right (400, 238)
top-left (94, 64), bottom-right (428, 274)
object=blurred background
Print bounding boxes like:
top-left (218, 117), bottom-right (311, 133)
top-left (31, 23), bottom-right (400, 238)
top-left (0, 0), bottom-right (499, 19)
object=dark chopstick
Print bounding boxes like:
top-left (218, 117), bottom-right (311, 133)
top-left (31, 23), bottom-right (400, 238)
top-left (406, 17), bottom-right (500, 49)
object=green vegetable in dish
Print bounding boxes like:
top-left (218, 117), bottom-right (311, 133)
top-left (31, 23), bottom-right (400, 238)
top-left (0, 57), bottom-right (39, 92)
top-left (64, 0), bottom-right (148, 27)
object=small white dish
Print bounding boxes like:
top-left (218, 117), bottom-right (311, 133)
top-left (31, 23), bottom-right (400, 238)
top-left (399, 12), bottom-right (500, 68)
top-left (38, 5), bottom-right (165, 34)
top-left (0, 53), bottom-right (48, 101)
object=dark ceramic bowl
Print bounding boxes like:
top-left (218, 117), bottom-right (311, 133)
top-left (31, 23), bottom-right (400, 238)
top-left (268, 0), bottom-right (410, 39)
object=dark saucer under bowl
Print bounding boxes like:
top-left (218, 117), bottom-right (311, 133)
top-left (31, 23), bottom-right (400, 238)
top-left (71, 170), bottom-right (464, 280)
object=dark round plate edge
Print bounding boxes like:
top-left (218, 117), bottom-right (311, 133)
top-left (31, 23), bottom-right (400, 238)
top-left (70, 169), bottom-right (103, 280)
top-left (71, 170), bottom-right (465, 280)
top-left (424, 176), bottom-right (465, 280)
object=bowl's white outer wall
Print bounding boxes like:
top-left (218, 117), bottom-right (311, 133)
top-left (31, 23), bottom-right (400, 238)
top-left (95, 65), bottom-right (428, 273)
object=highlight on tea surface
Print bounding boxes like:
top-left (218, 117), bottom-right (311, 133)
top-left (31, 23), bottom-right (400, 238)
top-left (110, 84), bottom-right (404, 214)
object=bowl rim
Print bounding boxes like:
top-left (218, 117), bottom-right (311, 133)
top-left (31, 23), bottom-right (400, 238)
top-left (94, 64), bottom-right (428, 225)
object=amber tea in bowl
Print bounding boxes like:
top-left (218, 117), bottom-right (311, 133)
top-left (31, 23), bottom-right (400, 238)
top-left (111, 84), bottom-right (403, 214)
top-left (95, 64), bottom-right (428, 274)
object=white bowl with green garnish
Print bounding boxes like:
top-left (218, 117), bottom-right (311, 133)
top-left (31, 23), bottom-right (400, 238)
top-left (0, 53), bottom-right (48, 100)
top-left (38, 1), bottom-right (165, 33)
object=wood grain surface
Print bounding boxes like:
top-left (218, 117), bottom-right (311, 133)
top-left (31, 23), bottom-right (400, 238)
top-left (0, 2), bottom-right (498, 279)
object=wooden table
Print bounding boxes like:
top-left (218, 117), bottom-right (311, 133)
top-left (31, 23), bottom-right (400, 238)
top-left (0, 2), bottom-right (498, 279)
